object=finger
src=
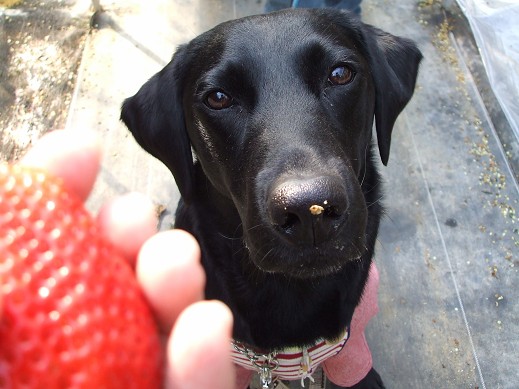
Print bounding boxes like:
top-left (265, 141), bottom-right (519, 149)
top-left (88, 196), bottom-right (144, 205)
top-left (136, 230), bottom-right (205, 332)
top-left (20, 129), bottom-right (101, 201)
top-left (97, 192), bottom-right (157, 266)
top-left (166, 300), bottom-right (235, 389)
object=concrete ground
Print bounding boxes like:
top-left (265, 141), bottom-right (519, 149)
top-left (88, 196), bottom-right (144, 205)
top-left (1, 0), bottom-right (518, 388)
top-left (0, 0), bottom-right (90, 160)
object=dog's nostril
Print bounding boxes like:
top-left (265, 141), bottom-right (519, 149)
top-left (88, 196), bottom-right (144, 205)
top-left (280, 212), bottom-right (300, 231)
top-left (323, 206), bottom-right (342, 219)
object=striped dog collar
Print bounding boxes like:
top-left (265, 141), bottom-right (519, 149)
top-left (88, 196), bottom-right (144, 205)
top-left (231, 327), bottom-right (350, 388)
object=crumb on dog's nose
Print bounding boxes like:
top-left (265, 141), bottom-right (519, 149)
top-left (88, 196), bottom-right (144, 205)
top-left (309, 204), bottom-right (325, 215)
top-left (267, 176), bottom-right (348, 246)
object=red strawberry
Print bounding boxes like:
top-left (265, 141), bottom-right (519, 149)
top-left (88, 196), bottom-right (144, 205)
top-left (0, 164), bottom-right (162, 388)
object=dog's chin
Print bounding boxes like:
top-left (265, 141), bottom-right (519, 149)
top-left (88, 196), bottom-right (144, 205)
top-left (247, 241), bottom-right (365, 280)
top-left (259, 262), bottom-right (346, 280)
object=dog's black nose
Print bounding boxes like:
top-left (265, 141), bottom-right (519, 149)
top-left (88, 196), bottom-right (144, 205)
top-left (267, 176), bottom-right (348, 246)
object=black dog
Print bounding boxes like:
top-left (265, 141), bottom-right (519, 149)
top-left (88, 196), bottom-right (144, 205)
top-left (122, 9), bottom-right (421, 389)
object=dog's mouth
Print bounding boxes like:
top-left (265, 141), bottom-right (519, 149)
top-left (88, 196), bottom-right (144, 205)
top-left (244, 235), bottom-right (367, 279)
top-left (242, 207), bottom-right (368, 279)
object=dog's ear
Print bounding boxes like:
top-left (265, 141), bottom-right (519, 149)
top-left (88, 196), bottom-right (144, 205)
top-left (121, 45), bottom-right (194, 202)
top-left (362, 25), bottom-right (422, 165)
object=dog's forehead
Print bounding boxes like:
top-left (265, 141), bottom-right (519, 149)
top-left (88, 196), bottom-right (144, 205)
top-left (235, 13), bottom-right (356, 55)
top-left (194, 10), bottom-right (363, 67)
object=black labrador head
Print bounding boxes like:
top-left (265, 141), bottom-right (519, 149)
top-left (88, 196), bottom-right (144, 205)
top-left (122, 9), bottom-right (422, 278)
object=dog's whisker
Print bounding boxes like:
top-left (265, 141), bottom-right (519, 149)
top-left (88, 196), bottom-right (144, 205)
top-left (363, 181), bottom-right (382, 196)
top-left (218, 232), bottom-right (241, 241)
top-left (258, 247), bottom-right (275, 267)
top-left (232, 244), bottom-right (248, 257)
top-left (246, 223), bottom-right (264, 232)
top-left (244, 236), bottom-right (276, 269)
top-left (366, 195), bottom-right (384, 209)
top-left (359, 142), bottom-right (370, 187)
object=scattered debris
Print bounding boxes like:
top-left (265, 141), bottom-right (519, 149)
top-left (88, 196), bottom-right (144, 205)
top-left (490, 265), bottom-right (498, 278)
top-left (309, 204), bottom-right (324, 216)
top-left (445, 218), bottom-right (458, 227)
top-left (420, 1), bottom-right (519, 268)
top-left (424, 248), bottom-right (436, 270)
top-left (155, 203), bottom-right (167, 218)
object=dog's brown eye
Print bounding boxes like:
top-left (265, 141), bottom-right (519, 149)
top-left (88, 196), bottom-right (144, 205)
top-left (328, 66), bottom-right (354, 85)
top-left (206, 91), bottom-right (233, 110)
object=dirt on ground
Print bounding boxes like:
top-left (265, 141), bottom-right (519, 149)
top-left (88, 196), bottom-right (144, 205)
top-left (0, 0), bottom-right (90, 162)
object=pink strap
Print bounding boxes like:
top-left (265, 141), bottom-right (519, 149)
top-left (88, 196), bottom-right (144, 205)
top-left (323, 263), bottom-right (379, 386)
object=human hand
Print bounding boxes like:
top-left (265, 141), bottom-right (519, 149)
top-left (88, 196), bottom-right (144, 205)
top-left (16, 129), bottom-right (235, 389)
